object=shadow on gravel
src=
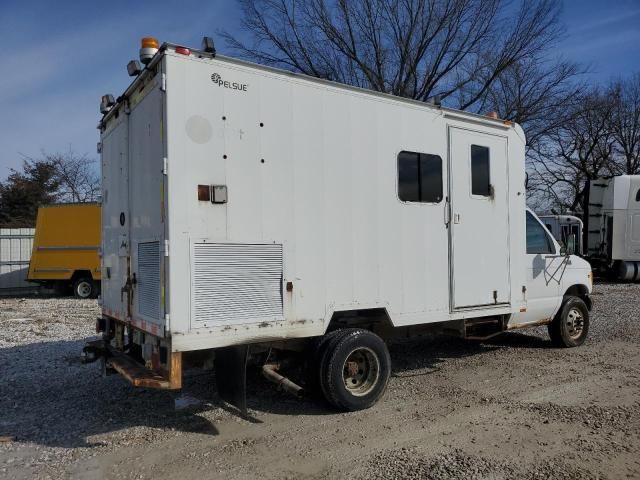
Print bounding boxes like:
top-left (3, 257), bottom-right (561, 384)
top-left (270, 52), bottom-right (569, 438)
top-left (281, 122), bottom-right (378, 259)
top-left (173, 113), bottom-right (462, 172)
top-left (481, 331), bottom-right (552, 349)
top-left (0, 339), bottom-right (221, 449)
top-left (245, 334), bottom-right (533, 416)
top-left (0, 331), bottom-right (551, 447)
top-left (389, 335), bottom-right (497, 374)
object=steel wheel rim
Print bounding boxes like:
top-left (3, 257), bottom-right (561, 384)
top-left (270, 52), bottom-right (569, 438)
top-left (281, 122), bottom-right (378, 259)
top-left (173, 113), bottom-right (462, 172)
top-left (566, 307), bottom-right (584, 339)
top-left (342, 347), bottom-right (380, 397)
top-left (77, 281), bottom-right (92, 298)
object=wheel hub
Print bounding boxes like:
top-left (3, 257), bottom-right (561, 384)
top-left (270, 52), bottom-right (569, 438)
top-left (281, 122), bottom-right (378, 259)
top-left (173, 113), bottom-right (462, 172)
top-left (566, 308), bottom-right (584, 339)
top-left (342, 347), bottom-right (380, 397)
top-left (78, 282), bottom-right (91, 298)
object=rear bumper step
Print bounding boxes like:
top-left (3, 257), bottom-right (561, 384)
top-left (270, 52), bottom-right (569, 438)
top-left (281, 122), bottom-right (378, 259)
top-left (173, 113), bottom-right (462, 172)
top-left (83, 338), bottom-right (182, 390)
top-left (107, 351), bottom-right (179, 390)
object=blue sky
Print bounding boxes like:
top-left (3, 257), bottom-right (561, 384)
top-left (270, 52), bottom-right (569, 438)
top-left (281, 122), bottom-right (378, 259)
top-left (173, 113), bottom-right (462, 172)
top-left (0, 0), bottom-right (639, 180)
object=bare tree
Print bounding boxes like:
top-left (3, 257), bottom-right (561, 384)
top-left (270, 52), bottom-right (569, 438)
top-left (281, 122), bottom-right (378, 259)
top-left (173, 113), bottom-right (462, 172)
top-left (525, 74), bottom-right (640, 213)
top-left (47, 151), bottom-right (100, 203)
top-left (609, 74), bottom-right (640, 175)
top-left (528, 89), bottom-right (617, 212)
top-left (223, 0), bottom-right (567, 111)
top-left (483, 58), bottom-right (586, 152)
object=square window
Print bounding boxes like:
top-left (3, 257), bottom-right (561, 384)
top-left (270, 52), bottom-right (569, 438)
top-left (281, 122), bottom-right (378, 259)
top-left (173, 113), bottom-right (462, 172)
top-left (398, 151), bottom-right (443, 203)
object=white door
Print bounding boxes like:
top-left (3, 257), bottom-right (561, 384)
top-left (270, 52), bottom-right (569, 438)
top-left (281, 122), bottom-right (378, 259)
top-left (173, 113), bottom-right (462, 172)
top-left (449, 127), bottom-right (510, 309)
top-left (101, 117), bottom-right (130, 321)
top-left (128, 86), bottom-right (166, 329)
top-left (520, 211), bottom-right (562, 323)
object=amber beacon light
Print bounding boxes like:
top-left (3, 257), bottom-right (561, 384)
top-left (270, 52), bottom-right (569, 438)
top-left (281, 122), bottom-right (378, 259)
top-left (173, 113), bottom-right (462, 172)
top-left (139, 37), bottom-right (159, 64)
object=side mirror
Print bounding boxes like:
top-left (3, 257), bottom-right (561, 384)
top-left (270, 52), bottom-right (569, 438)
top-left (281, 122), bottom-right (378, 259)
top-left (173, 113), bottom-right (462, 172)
top-left (563, 234), bottom-right (576, 256)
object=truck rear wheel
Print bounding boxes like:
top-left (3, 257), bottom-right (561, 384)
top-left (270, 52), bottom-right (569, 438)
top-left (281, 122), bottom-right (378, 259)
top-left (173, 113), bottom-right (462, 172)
top-left (305, 329), bottom-right (347, 393)
top-left (319, 329), bottom-right (390, 411)
top-left (73, 277), bottom-right (97, 299)
top-left (548, 296), bottom-right (589, 347)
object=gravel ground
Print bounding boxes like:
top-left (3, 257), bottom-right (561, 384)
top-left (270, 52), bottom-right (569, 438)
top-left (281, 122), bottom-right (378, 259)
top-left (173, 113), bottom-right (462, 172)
top-left (1, 283), bottom-right (639, 479)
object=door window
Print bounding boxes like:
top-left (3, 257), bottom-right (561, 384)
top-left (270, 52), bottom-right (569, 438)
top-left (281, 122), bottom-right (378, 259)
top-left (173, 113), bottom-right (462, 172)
top-left (398, 151), bottom-right (443, 203)
top-left (471, 145), bottom-right (491, 196)
top-left (526, 212), bottom-right (554, 254)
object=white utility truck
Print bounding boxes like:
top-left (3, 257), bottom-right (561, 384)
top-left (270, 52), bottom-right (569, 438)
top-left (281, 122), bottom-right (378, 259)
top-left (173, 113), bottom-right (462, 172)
top-left (85, 37), bottom-right (593, 413)
top-left (583, 175), bottom-right (640, 281)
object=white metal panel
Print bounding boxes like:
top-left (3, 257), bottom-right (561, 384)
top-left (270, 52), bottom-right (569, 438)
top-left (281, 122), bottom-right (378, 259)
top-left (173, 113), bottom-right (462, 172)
top-left (137, 241), bottom-right (161, 319)
top-left (612, 175), bottom-right (631, 210)
top-left (191, 243), bottom-right (283, 327)
top-left (128, 81), bottom-right (166, 330)
top-left (159, 52), bottom-right (527, 349)
top-left (0, 228), bottom-right (37, 291)
top-left (100, 116), bottom-right (129, 320)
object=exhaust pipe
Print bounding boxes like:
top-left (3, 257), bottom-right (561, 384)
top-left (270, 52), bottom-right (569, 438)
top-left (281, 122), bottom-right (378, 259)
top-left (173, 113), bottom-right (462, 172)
top-left (262, 363), bottom-right (305, 399)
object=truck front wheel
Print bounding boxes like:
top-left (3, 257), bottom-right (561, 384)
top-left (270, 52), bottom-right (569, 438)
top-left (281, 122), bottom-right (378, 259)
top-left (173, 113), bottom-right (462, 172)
top-left (548, 296), bottom-right (589, 347)
top-left (73, 277), bottom-right (97, 299)
top-left (319, 329), bottom-right (391, 411)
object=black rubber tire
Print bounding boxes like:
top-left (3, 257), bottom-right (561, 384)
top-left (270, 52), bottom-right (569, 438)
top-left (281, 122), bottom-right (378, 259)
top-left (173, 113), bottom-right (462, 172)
top-left (314, 329), bottom-right (353, 397)
top-left (303, 330), bottom-right (345, 392)
top-left (73, 277), bottom-right (97, 299)
top-left (548, 296), bottom-right (589, 348)
top-left (319, 329), bottom-right (391, 411)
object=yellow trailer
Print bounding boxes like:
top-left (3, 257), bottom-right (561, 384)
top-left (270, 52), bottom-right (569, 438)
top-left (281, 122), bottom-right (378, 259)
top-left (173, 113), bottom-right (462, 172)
top-left (28, 203), bottom-right (101, 298)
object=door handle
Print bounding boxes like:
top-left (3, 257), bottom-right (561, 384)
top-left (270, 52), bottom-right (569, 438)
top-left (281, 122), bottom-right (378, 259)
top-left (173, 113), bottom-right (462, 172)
top-left (444, 200), bottom-right (450, 226)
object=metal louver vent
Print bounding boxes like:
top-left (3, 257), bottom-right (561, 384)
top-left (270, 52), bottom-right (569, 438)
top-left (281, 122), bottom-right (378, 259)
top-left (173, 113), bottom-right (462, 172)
top-left (192, 243), bottom-right (284, 326)
top-left (137, 241), bottom-right (161, 319)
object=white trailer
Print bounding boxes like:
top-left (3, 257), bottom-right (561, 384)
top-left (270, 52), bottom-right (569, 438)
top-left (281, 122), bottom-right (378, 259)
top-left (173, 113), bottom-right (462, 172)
top-left (584, 176), bottom-right (640, 280)
top-left (87, 38), bottom-right (593, 412)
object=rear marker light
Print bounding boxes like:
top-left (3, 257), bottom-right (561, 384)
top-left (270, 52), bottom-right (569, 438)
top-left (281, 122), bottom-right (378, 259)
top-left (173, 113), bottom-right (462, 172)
top-left (198, 185), bottom-right (211, 202)
top-left (175, 46), bottom-right (191, 56)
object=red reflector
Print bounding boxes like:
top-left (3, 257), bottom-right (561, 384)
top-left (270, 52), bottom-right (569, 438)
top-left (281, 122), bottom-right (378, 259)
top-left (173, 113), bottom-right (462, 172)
top-left (175, 46), bottom-right (190, 56)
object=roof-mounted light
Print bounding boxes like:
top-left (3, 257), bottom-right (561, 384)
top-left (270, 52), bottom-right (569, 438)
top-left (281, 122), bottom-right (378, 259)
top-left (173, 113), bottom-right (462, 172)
top-left (175, 46), bottom-right (191, 56)
top-left (100, 94), bottom-right (115, 114)
top-left (139, 37), bottom-right (159, 65)
top-left (427, 95), bottom-right (441, 107)
top-left (127, 60), bottom-right (143, 77)
top-left (201, 36), bottom-right (216, 56)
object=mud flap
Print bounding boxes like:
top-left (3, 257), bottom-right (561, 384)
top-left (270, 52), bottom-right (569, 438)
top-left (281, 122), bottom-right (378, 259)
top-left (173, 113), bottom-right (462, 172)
top-left (214, 345), bottom-right (250, 416)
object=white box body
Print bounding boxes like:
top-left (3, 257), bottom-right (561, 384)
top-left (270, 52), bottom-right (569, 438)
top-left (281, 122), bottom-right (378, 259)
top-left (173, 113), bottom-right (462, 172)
top-left (100, 49), bottom-right (535, 352)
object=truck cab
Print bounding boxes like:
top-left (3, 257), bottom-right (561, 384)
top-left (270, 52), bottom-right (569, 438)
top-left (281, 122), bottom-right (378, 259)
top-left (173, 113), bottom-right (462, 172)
top-left (508, 209), bottom-right (592, 345)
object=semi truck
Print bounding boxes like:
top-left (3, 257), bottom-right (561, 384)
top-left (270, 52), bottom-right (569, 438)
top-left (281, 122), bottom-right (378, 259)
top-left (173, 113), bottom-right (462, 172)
top-left (28, 203), bottom-right (101, 298)
top-left (85, 37), bottom-right (593, 413)
top-left (583, 175), bottom-right (640, 281)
